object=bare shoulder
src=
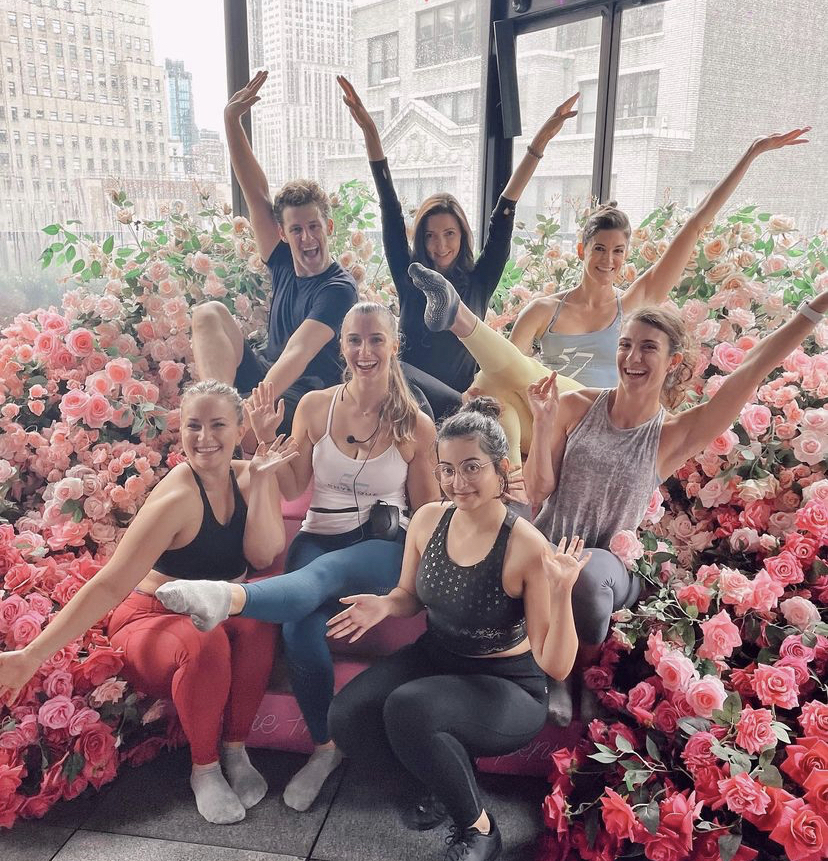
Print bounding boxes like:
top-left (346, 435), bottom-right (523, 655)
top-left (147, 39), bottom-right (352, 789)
top-left (414, 410), bottom-right (437, 445)
top-left (296, 385), bottom-right (338, 438)
top-left (509, 516), bottom-right (549, 557)
top-left (134, 464), bottom-right (196, 522)
top-left (518, 294), bottom-right (560, 326)
top-left (409, 500), bottom-right (449, 541)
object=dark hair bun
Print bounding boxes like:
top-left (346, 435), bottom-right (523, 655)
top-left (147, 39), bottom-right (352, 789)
top-left (462, 396), bottom-right (502, 420)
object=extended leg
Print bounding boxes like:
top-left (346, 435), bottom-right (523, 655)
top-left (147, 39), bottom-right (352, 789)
top-left (191, 301), bottom-right (245, 385)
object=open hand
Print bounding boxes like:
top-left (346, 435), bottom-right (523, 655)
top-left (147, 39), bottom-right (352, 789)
top-left (544, 535), bottom-right (591, 591)
top-left (533, 93), bottom-right (579, 149)
top-left (248, 435), bottom-right (300, 479)
top-left (243, 382), bottom-right (282, 444)
top-left (750, 127), bottom-right (810, 157)
top-left (337, 75), bottom-right (376, 132)
top-left (526, 373), bottom-right (559, 424)
top-left (326, 593), bottom-right (389, 643)
top-left (225, 69), bottom-right (268, 122)
top-left (0, 649), bottom-right (40, 705)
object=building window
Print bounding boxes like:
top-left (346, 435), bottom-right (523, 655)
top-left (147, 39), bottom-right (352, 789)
top-left (367, 32), bottom-right (398, 86)
top-left (623, 4), bottom-right (665, 38)
top-left (556, 17), bottom-right (602, 50)
top-left (615, 69), bottom-right (659, 129)
top-left (422, 88), bottom-right (479, 125)
top-left (416, 0), bottom-right (477, 68)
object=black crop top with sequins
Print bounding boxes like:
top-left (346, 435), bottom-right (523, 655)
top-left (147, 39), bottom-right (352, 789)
top-left (415, 506), bottom-right (527, 656)
top-left (153, 465), bottom-right (249, 581)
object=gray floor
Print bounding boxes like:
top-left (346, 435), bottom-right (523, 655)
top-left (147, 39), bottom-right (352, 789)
top-left (5, 748), bottom-right (547, 861)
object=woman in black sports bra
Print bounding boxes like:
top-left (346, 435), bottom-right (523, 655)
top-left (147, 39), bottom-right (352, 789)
top-left (0, 381), bottom-right (297, 825)
top-left (327, 398), bottom-right (589, 861)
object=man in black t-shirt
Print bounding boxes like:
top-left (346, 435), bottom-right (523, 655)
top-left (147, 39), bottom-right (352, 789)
top-left (191, 70), bottom-right (357, 434)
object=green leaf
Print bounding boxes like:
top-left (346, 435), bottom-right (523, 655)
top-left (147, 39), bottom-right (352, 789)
top-left (72, 258), bottom-right (86, 274)
top-left (645, 734), bottom-right (662, 763)
top-left (755, 764), bottom-right (783, 787)
top-left (638, 799), bottom-right (660, 835)
top-left (42, 223), bottom-right (60, 235)
top-left (711, 692), bottom-right (742, 725)
top-left (719, 833), bottom-right (743, 861)
top-left (72, 507), bottom-right (84, 523)
top-left (623, 770), bottom-right (650, 791)
top-left (615, 734), bottom-right (633, 753)
top-left (60, 500), bottom-right (79, 515)
top-left (584, 807), bottom-right (600, 848)
top-left (589, 752), bottom-right (620, 764)
top-left (63, 230), bottom-right (78, 243)
top-left (102, 235), bottom-right (114, 255)
top-left (90, 260), bottom-right (102, 277)
top-left (65, 245), bottom-right (76, 263)
top-left (771, 722), bottom-right (791, 743)
top-left (62, 752), bottom-right (85, 782)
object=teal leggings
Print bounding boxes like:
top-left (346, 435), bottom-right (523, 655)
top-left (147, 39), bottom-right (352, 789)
top-left (240, 526), bottom-right (404, 743)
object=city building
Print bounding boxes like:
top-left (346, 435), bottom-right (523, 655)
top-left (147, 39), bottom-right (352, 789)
top-left (165, 57), bottom-right (198, 166)
top-left (249, 0), bottom-right (356, 190)
top-left (0, 0), bottom-right (229, 275)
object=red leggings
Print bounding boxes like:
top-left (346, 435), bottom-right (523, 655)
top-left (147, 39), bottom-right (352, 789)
top-left (108, 591), bottom-right (277, 765)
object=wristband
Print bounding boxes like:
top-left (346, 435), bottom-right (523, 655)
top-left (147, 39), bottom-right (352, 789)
top-left (526, 145), bottom-right (544, 160)
top-left (797, 299), bottom-right (825, 324)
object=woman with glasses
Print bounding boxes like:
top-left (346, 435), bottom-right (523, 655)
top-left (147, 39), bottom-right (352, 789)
top-left (327, 398), bottom-right (589, 861)
top-left (155, 302), bottom-right (440, 813)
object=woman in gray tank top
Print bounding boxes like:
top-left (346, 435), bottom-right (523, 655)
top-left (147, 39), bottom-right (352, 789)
top-left (524, 289), bottom-right (828, 725)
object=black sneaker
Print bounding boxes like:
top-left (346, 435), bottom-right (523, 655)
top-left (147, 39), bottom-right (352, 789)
top-left (402, 792), bottom-right (449, 831)
top-left (444, 813), bottom-right (502, 861)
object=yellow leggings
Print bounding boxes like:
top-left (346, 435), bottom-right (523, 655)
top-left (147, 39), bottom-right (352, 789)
top-left (461, 321), bottom-right (582, 465)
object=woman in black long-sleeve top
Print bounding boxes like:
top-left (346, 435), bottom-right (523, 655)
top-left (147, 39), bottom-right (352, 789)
top-left (338, 76), bottom-right (578, 420)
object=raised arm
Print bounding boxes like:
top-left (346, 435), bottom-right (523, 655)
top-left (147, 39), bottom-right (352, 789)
top-left (405, 413), bottom-right (440, 511)
top-left (519, 532), bottom-right (588, 680)
top-left (502, 93), bottom-right (578, 202)
top-left (661, 291), bottom-right (828, 477)
top-left (626, 127), bottom-right (811, 309)
top-left (508, 296), bottom-right (555, 354)
top-left (224, 70), bottom-right (281, 261)
top-left (337, 76), bottom-right (413, 291)
top-left (0, 490), bottom-right (183, 702)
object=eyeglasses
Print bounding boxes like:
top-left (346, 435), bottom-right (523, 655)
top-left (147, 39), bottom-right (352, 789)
top-left (434, 461), bottom-right (496, 483)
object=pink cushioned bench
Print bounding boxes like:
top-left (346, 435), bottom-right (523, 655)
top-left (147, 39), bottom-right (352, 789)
top-left (246, 492), bottom-right (579, 776)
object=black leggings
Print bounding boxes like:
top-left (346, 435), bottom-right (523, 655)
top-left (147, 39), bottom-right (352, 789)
top-left (329, 634), bottom-right (547, 828)
top-left (401, 362), bottom-right (463, 421)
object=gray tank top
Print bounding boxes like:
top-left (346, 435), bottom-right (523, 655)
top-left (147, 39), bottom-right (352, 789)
top-left (533, 389), bottom-right (664, 549)
top-left (538, 291), bottom-right (623, 387)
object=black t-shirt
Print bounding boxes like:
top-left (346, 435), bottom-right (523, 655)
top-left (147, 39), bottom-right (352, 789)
top-left (370, 158), bottom-right (517, 393)
top-left (265, 242), bottom-right (358, 387)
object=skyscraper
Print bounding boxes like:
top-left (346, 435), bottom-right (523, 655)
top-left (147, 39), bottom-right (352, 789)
top-left (165, 58), bottom-right (199, 167)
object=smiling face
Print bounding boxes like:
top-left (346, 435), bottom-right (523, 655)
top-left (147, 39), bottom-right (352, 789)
top-left (341, 310), bottom-right (398, 381)
top-left (617, 319), bottom-right (682, 397)
top-left (281, 203), bottom-right (333, 277)
top-left (180, 393), bottom-right (243, 469)
top-left (435, 435), bottom-right (504, 510)
top-left (423, 212), bottom-right (463, 273)
top-left (579, 228), bottom-right (629, 286)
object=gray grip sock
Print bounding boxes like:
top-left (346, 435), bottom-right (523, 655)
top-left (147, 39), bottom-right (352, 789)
top-left (282, 748), bottom-right (343, 812)
top-left (190, 764), bottom-right (246, 824)
top-left (408, 262), bottom-right (460, 332)
top-left (155, 580), bottom-right (233, 631)
top-left (546, 676), bottom-right (574, 727)
top-left (221, 746), bottom-right (268, 809)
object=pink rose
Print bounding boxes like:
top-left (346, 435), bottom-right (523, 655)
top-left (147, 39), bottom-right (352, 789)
top-left (718, 771), bottom-right (770, 816)
top-left (697, 611), bottom-right (742, 660)
top-left (609, 530), bottom-right (644, 569)
top-left (43, 670), bottom-right (73, 699)
top-left (105, 357), bottom-right (133, 385)
top-left (601, 787), bottom-right (642, 842)
top-left (735, 705), bottom-right (776, 754)
top-left (37, 695), bottom-right (76, 729)
top-left (792, 431), bottom-right (828, 466)
top-left (685, 676), bottom-right (727, 719)
top-left (705, 429), bottom-right (739, 457)
top-left (763, 549), bottom-right (805, 586)
top-left (781, 596), bottom-right (821, 631)
top-left (752, 663), bottom-right (798, 709)
top-left (800, 701), bottom-right (828, 739)
top-left (739, 403), bottom-right (772, 437)
top-left (626, 681), bottom-right (657, 725)
top-left (65, 327), bottom-right (95, 357)
top-left (718, 567), bottom-right (752, 608)
top-left (158, 360), bottom-right (185, 385)
top-left (8, 613), bottom-right (44, 648)
top-left (712, 342), bottom-right (746, 373)
top-left (645, 630), bottom-right (670, 668)
top-left (82, 393), bottom-right (112, 429)
top-left (681, 731), bottom-right (718, 771)
top-left (89, 677), bottom-right (127, 706)
top-left (746, 569), bottom-right (785, 614)
top-left (795, 500), bottom-right (828, 539)
top-left (676, 583), bottom-right (712, 614)
top-left (59, 389), bottom-right (90, 422)
top-left (656, 651), bottom-right (698, 693)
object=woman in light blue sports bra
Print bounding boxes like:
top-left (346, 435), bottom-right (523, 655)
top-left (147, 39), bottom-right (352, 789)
top-left (406, 126), bottom-right (809, 471)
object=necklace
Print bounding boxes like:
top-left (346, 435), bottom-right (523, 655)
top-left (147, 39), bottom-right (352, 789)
top-left (342, 381), bottom-right (382, 417)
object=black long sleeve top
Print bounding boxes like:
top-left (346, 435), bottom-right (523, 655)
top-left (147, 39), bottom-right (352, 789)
top-left (370, 159), bottom-right (517, 393)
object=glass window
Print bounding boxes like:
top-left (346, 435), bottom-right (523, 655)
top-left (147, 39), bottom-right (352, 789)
top-left (367, 32), bottom-right (399, 86)
top-left (609, 0), bottom-right (827, 233)
top-left (416, 0), bottom-right (478, 68)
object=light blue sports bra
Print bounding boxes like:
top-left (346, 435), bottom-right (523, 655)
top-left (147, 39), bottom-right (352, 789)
top-left (538, 291), bottom-right (623, 388)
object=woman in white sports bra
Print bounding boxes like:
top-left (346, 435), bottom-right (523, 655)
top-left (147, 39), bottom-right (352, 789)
top-left (408, 127), bottom-right (809, 474)
top-left (157, 301), bottom-right (440, 813)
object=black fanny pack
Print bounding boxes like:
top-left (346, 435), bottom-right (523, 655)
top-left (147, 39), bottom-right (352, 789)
top-left (308, 500), bottom-right (407, 541)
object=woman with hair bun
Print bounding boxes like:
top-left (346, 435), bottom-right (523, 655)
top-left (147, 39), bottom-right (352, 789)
top-left (327, 397), bottom-right (590, 861)
top-left (337, 75), bottom-right (579, 420)
top-left (524, 290), bottom-right (828, 724)
top-left (408, 128), bottom-right (809, 468)
top-left (155, 302), bottom-right (440, 813)
top-left (0, 380), bottom-right (297, 824)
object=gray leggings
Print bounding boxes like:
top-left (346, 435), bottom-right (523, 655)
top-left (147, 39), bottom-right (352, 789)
top-left (570, 548), bottom-right (641, 645)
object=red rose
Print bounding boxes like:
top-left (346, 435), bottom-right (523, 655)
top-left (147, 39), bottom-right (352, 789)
top-left (782, 738), bottom-right (828, 786)
top-left (800, 702), bottom-right (828, 740)
top-left (601, 787), bottom-right (643, 842)
top-left (692, 764), bottom-right (730, 807)
top-left (743, 785), bottom-right (802, 833)
top-left (803, 769), bottom-right (828, 816)
top-left (784, 532), bottom-right (820, 565)
top-left (653, 700), bottom-right (681, 735)
top-left (627, 681), bottom-right (657, 726)
top-left (76, 723), bottom-right (117, 767)
top-left (583, 665), bottom-right (614, 690)
top-left (770, 803), bottom-right (828, 861)
top-left (71, 648), bottom-right (123, 693)
top-left (0, 762), bottom-right (25, 804)
top-left (542, 786), bottom-right (569, 837)
top-left (2, 562), bottom-right (38, 595)
top-left (122, 735), bottom-right (166, 768)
